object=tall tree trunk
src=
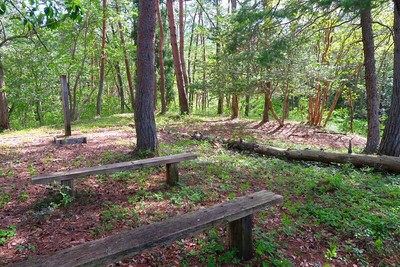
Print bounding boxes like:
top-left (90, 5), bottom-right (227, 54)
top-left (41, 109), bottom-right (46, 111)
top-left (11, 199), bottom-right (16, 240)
top-left (267, 93), bottom-right (284, 127)
top-left (231, 95), bottom-right (239, 119)
top-left (179, 0), bottom-right (189, 88)
top-left (167, 0), bottom-right (189, 114)
top-left (201, 14), bottom-right (207, 112)
top-left (244, 95), bottom-right (250, 117)
top-left (97, 0), bottom-right (107, 116)
top-left (135, 0), bottom-right (158, 154)
top-left (156, 0), bottom-right (167, 114)
top-left (282, 94), bottom-right (289, 121)
top-left (0, 59), bottom-right (10, 131)
top-left (230, 0), bottom-right (238, 119)
top-left (216, 0), bottom-right (224, 115)
top-left (191, 10), bottom-right (201, 87)
top-left (379, 2), bottom-right (400, 157)
top-left (187, 8), bottom-right (198, 85)
top-left (116, 2), bottom-right (135, 112)
top-left (349, 84), bottom-right (355, 133)
top-left (115, 62), bottom-right (125, 113)
top-left (361, 8), bottom-right (380, 154)
top-left (262, 90), bottom-right (270, 123)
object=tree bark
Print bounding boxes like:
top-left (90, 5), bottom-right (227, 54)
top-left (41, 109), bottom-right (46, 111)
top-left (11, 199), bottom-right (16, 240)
top-left (156, 0), bottom-right (167, 114)
top-left (115, 62), bottom-right (125, 113)
top-left (61, 75), bottom-right (72, 137)
top-left (167, 0), bottom-right (189, 115)
top-left (97, 0), bottom-right (108, 116)
top-left (187, 8), bottom-right (197, 85)
top-left (361, 8), bottom-right (380, 154)
top-left (244, 95), bottom-right (250, 117)
top-left (231, 94), bottom-right (239, 119)
top-left (266, 92), bottom-right (284, 126)
top-left (179, 0), bottom-right (189, 88)
top-left (0, 58), bottom-right (10, 131)
top-left (116, 2), bottom-right (135, 112)
top-left (201, 15), bottom-right (207, 112)
top-left (134, 0), bottom-right (159, 154)
top-left (216, 0), bottom-right (224, 115)
top-left (230, 0), bottom-right (238, 119)
top-left (379, 2), bottom-right (400, 157)
top-left (262, 90), bottom-right (270, 123)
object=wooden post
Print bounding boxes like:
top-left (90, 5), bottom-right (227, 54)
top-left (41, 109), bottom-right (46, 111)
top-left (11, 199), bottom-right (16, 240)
top-left (60, 75), bottom-right (72, 137)
top-left (60, 179), bottom-right (75, 196)
top-left (166, 163), bottom-right (179, 186)
top-left (229, 215), bottom-right (253, 260)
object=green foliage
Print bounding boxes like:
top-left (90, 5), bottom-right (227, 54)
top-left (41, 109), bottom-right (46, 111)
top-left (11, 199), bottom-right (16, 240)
top-left (17, 244), bottom-right (36, 252)
top-left (34, 183), bottom-right (75, 209)
top-left (19, 191), bottom-right (30, 202)
top-left (181, 229), bottom-right (240, 266)
top-left (324, 243), bottom-right (338, 260)
top-left (0, 192), bottom-right (11, 209)
top-left (0, 225), bottom-right (16, 245)
top-left (91, 202), bottom-right (138, 235)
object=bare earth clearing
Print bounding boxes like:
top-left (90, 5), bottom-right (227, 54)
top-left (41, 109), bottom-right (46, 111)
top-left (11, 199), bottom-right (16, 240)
top-left (0, 118), bottom-right (367, 266)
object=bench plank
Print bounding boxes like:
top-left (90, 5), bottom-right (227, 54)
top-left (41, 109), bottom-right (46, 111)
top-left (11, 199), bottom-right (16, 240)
top-left (32, 153), bottom-right (197, 184)
top-left (12, 190), bottom-right (282, 267)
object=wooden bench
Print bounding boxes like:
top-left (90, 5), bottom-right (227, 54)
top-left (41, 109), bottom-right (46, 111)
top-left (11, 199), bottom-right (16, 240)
top-left (10, 190), bottom-right (283, 267)
top-left (32, 153), bottom-right (197, 192)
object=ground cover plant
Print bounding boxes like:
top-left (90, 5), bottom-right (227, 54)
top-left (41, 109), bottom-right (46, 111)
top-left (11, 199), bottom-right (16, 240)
top-left (0, 114), bottom-right (399, 266)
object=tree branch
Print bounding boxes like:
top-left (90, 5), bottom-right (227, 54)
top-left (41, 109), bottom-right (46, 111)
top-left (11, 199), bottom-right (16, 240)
top-left (0, 33), bottom-right (30, 47)
top-left (8, 1), bottom-right (49, 51)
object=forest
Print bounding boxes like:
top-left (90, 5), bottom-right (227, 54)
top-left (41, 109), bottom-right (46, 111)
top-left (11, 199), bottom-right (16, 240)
top-left (0, 0), bottom-right (399, 266)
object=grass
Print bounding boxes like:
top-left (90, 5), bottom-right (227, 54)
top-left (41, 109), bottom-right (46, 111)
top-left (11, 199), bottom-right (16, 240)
top-left (1, 114), bottom-right (399, 266)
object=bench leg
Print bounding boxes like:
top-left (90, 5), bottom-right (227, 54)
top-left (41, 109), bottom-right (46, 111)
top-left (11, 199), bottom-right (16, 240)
top-left (61, 179), bottom-right (75, 195)
top-left (166, 163), bottom-right (179, 186)
top-left (229, 215), bottom-right (253, 260)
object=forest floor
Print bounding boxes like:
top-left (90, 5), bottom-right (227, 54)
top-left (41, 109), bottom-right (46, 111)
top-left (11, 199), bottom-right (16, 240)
top-left (0, 114), bottom-right (399, 267)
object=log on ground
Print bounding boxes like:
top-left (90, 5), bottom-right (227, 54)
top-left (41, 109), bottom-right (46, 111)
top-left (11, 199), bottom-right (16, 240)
top-left (191, 132), bottom-right (400, 173)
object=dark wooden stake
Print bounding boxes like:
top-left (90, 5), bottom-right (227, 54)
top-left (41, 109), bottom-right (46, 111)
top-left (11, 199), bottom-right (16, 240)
top-left (166, 163), bottom-right (179, 186)
top-left (60, 75), bottom-right (71, 137)
top-left (229, 214), bottom-right (253, 260)
top-left (60, 179), bottom-right (75, 196)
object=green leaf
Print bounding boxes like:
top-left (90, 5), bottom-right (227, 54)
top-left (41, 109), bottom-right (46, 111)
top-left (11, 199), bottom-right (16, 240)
top-left (0, 2), bottom-right (6, 15)
top-left (44, 6), bottom-right (53, 18)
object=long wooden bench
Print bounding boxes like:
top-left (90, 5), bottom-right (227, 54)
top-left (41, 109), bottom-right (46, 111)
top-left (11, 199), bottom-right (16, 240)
top-left (10, 190), bottom-right (283, 267)
top-left (32, 153), bottom-right (197, 192)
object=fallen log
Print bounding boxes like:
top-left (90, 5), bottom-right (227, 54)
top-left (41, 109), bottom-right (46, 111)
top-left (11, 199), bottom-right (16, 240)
top-left (191, 132), bottom-right (400, 173)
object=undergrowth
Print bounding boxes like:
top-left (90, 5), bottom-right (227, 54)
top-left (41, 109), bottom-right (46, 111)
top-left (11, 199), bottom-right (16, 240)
top-left (2, 114), bottom-right (399, 266)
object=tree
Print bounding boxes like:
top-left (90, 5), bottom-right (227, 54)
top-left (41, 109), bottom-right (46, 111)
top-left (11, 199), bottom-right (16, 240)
top-left (379, 1), bottom-right (400, 156)
top-left (361, 4), bottom-right (380, 154)
top-left (134, 0), bottom-right (158, 154)
top-left (116, 1), bottom-right (136, 112)
top-left (167, 0), bottom-right (190, 115)
top-left (0, 0), bottom-right (84, 130)
top-left (156, 0), bottom-right (167, 114)
top-left (230, 0), bottom-right (239, 119)
top-left (0, 58), bottom-right (9, 131)
top-left (96, 0), bottom-right (108, 116)
top-left (179, 0), bottom-right (189, 89)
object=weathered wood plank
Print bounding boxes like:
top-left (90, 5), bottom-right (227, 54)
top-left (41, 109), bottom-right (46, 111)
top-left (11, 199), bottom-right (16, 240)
top-left (32, 153), bottom-right (197, 185)
top-left (60, 75), bottom-right (72, 137)
top-left (54, 137), bottom-right (87, 145)
top-left (229, 215), bottom-right (253, 260)
top-left (166, 163), bottom-right (179, 186)
top-left (11, 190), bottom-right (283, 267)
top-left (60, 179), bottom-right (75, 195)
